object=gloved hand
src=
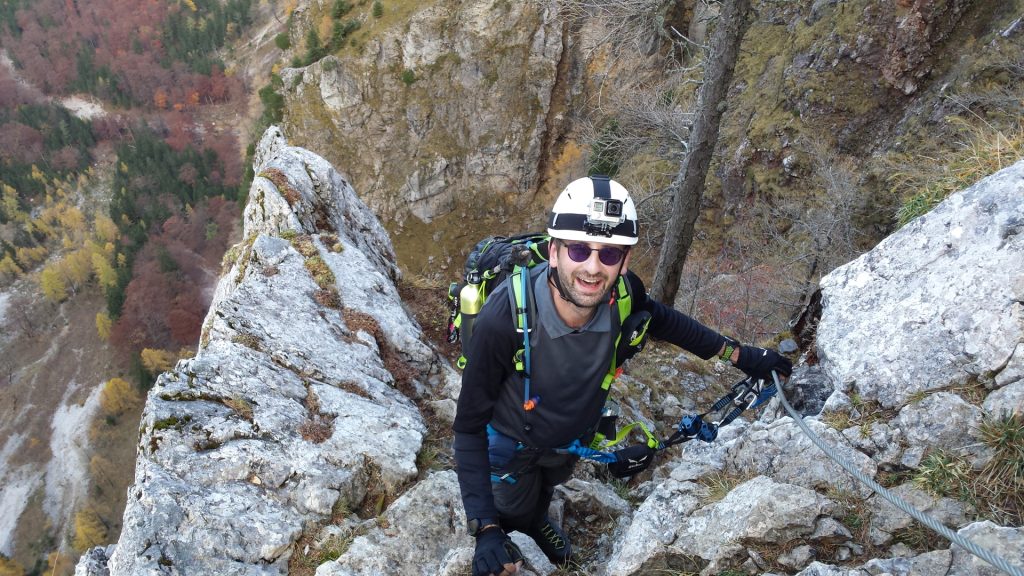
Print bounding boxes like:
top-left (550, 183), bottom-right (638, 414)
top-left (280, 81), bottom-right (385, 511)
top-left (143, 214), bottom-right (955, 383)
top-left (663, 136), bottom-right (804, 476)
top-left (608, 443), bottom-right (657, 478)
top-left (735, 346), bottom-right (792, 380)
top-left (473, 528), bottom-right (523, 576)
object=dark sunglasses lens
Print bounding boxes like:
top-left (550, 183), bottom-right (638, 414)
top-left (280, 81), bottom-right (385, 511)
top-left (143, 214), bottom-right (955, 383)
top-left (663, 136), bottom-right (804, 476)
top-left (566, 243), bottom-right (591, 262)
top-left (598, 247), bottom-right (624, 266)
top-left (565, 243), bottom-right (624, 265)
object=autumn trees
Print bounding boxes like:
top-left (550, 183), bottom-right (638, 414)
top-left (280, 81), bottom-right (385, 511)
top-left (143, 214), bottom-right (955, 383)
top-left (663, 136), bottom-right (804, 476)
top-left (0, 0), bottom-right (250, 110)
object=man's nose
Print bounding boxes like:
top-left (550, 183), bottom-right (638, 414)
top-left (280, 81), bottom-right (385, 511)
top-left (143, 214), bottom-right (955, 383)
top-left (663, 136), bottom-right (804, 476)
top-left (581, 249), bottom-right (603, 272)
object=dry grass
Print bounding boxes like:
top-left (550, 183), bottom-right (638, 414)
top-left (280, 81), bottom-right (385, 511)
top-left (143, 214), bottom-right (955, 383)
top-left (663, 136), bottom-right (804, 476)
top-left (299, 418), bottom-right (333, 443)
top-left (260, 168), bottom-right (301, 206)
top-left (974, 413), bottom-right (1024, 525)
top-left (313, 288), bottom-right (341, 308)
top-left (231, 333), bottom-right (262, 350)
top-left (698, 472), bottom-right (753, 506)
top-left (223, 396), bottom-right (254, 422)
top-left (341, 308), bottom-right (418, 395)
top-left (890, 117), bottom-right (1024, 227)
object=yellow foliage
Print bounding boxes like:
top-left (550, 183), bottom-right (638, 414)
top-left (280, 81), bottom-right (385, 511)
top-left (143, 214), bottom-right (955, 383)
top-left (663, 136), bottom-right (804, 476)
top-left (0, 254), bottom-right (22, 279)
top-left (15, 245), bottom-right (47, 268)
top-left (0, 555), bottom-right (25, 576)
top-left (93, 214), bottom-right (119, 243)
top-left (140, 348), bottom-right (175, 373)
top-left (28, 215), bottom-right (54, 238)
top-left (92, 253), bottom-right (117, 288)
top-left (58, 205), bottom-right (86, 233)
top-left (63, 249), bottom-right (93, 289)
top-left (0, 184), bottom-right (20, 221)
top-left (96, 312), bottom-right (112, 340)
top-left (72, 508), bottom-right (108, 551)
top-left (39, 265), bottom-right (68, 302)
top-left (30, 165), bottom-right (45, 183)
top-left (100, 377), bottom-right (139, 416)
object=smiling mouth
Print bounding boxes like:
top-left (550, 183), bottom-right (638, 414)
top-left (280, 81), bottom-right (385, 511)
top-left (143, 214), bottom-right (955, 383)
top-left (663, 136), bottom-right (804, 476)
top-left (576, 276), bottom-right (603, 291)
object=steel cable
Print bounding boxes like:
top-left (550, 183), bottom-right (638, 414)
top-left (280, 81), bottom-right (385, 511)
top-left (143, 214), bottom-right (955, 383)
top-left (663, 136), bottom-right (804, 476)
top-left (772, 372), bottom-right (1024, 576)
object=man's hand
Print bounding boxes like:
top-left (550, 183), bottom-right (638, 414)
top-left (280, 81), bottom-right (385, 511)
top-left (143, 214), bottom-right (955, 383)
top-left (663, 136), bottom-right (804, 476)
top-left (473, 528), bottom-right (524, 576)
top-left (735, 346), bottom-right (792, 380)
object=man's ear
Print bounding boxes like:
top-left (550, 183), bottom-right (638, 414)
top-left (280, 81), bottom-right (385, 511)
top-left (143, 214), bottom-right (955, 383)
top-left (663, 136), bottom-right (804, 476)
top-left (620, 248), bottom-right (631, 276)
top-left (548, 238), bottom-right (559, 268)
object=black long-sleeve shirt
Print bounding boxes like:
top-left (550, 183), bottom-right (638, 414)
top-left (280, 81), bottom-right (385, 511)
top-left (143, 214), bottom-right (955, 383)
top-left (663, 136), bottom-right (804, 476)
top-left (452, 266), bottom-right (726, 520)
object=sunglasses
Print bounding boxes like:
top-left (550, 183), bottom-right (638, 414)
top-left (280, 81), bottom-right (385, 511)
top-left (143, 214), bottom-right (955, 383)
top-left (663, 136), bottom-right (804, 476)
top-left (563, 242), bottom-right (627, 266)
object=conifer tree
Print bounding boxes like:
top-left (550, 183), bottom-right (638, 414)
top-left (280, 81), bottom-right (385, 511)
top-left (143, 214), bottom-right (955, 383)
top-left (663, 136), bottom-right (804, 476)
top-left (72, 509), bottom-right (108, 551)
top-left (99, 377), bottom-right (138, 416)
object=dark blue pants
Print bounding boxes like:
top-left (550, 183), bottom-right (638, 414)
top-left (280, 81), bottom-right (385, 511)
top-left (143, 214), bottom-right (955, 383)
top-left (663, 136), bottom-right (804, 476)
top-left (491, 450), bottom-right (577, 532)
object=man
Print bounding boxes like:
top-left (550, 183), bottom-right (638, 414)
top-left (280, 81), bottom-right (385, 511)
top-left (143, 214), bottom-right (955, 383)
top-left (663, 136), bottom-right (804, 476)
top-left (453, 176), bottom-right (792, 576)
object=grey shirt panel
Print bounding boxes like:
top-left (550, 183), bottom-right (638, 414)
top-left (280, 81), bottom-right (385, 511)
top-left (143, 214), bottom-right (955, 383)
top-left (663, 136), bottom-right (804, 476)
top-left (490, 264), bottom-right (619, 449)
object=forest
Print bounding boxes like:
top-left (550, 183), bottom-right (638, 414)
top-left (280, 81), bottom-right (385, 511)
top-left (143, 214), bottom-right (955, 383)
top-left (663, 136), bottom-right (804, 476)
top-left (0, 0), bottom-right (251, 368)
top-left (0, 0), bottom-right (257, 573)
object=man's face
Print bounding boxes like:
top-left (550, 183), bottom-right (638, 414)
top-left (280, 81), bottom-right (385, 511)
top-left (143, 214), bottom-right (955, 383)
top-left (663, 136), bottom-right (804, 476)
top-left (549, 239), bottom-right (630, 309)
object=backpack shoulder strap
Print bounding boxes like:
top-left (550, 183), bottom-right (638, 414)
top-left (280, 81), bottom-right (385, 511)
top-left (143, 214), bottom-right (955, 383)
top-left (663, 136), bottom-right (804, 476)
top-left (508, 264), bottom-right (535, 373)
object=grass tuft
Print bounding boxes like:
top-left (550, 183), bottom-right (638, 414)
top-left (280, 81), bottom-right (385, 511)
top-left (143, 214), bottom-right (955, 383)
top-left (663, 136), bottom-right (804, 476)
top-left (913, 450), bottom-right (973, 501)
top-left (975, 413), bottom-right (1024, 524)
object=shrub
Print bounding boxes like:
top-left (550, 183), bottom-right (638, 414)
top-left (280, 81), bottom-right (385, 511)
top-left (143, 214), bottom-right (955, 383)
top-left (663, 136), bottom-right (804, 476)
top-left (400, 69), bottom-right (416, 86)
top-left (274, 32), bottom-right (291, 50)
top-left (0, 555), bottom-right (25, 576)
top-left (372, 1), bottom-right (383, 18)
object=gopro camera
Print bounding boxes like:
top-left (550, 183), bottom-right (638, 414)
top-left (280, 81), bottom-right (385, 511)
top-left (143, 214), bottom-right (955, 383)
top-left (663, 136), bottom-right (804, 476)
top-left (587, 198), bottom-right (624, 228)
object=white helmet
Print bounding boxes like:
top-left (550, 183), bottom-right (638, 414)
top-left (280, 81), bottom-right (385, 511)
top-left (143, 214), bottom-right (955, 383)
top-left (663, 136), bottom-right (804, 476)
top-left (547, 176), bottom-right (638, 246)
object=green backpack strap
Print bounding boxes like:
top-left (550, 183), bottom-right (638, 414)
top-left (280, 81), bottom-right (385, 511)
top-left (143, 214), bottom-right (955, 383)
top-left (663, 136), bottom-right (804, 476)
top-left (600, 275), bottom-right (636, 390)
top-left (508, 265), bottom-right (533, 374)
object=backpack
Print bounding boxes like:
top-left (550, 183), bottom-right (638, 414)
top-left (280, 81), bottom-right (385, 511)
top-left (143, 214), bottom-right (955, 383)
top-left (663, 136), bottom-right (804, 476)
top-left (446, 233), bottom-right (651, 386)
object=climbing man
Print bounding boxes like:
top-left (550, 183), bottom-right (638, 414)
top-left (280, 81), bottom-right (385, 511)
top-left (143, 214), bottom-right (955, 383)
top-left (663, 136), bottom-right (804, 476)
top-left (453, 176), bottom-right (792, 576)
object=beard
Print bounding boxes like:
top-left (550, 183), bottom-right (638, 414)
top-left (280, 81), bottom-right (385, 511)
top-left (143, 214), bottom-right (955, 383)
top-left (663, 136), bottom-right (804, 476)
top-left (552, 263), bottom-right (612, 309)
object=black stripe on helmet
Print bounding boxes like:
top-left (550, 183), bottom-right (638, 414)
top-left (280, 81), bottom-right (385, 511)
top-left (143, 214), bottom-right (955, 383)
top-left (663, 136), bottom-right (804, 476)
top-left (548, 213), bottom-right (637, 238)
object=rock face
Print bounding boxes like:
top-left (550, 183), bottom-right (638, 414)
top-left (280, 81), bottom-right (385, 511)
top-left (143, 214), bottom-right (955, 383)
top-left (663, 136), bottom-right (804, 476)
top-left (817, 160), bottom-right (1024, 409)
top-left (280, 1), bottom-right (567, 225)
top-left (79, 139), bottom-right (1024, 576)
top-left (76, 127), bottom-right (453, 575)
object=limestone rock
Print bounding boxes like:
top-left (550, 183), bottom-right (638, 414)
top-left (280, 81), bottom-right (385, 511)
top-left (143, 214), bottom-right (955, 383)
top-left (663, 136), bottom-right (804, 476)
top-left (724, 417), bottom-right (877, 498)
top-left (818, 160), bottom-right (1024, 408)
top-left (949, 521), bottom-right (1024, 576)
top-left (866, 483), bottom-right (972, 547)
top-left (893, 392), bottom-right (989, 468)
top-left (76, 127), bottom-right (437, 576)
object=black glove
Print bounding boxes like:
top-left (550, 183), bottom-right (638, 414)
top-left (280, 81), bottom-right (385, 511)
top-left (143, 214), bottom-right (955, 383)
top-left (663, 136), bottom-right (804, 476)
top-left (608, 443), bottom-right (657, 478)
top-left (735, 345), bottom-right (792, 380)
top-left (473, 528), bottom-right (523, 576)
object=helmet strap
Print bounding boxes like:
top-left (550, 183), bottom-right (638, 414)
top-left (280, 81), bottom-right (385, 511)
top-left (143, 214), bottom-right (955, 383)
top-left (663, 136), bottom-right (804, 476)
top-left (548, 265), bottom-right (587, 308)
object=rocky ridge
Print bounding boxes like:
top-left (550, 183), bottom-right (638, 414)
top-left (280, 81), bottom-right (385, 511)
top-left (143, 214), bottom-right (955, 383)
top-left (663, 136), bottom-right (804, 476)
top-left (78, 134), bottom-right (1022, 575)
